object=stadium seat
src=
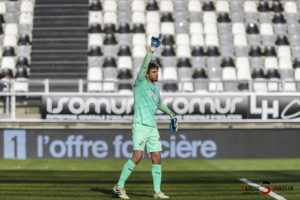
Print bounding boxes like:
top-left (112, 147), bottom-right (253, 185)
top-left (87, 66), bottom-right (102, 92)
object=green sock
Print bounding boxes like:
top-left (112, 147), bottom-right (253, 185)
top-left (152, 164), bottom-right (162, 194)
top-left (117, 159), bottom-right (136, 188)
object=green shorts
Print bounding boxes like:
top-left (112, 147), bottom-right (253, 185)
top-left (132, 122), bottom-right (162, 153)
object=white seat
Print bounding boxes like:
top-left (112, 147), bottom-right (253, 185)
top-left (188, 0), bottom-right (201, 12)
top-left (268, 78), bottom-right (280, 92)
top-left (176, 34), bottom-right (190, 46)
top-left (132, 11), bottom-right (145, 24)
top-left (236, 57), bottom-right (251, 80)
top-left (189, 22), bottom-right (203, 35)
top-left (21, 0), bottom-right (34, 13)
top-left (161, 22), bottom-right (175, 35)
top-left (205, 34), bottom-right (219, 46)
top-left (282, 81), bottom-right (296, 92)
top-left (0, 2), bottom-right (6, 14)
top-left (179, 80), bottom-right (194, 92)
top-left (232, 23), bottom-right (246, 35)
top-left (234, 34), bottom-right (247, 46)
top-left (208, 81), bottom-right (223, 92)
top-left (133, 45), bottom-right (146, 57)
top-left (103, 11), bottom-right (117, 24)
top-left (14, 78), bottom-right (29, 92)
top-left (285, 2), bottom-right (297, 13)
top-left (177, 45), bottom-right (191, 57)
top-left (88, 33), bottom-right (102, 47)
top-left (203, 12), bottom-right (216, 23)
top-left (222, 67), bottom-right (237, 80)
top-left (279, 57), bottom-right (292, 69)
top-left (163, 67), bottom-right (177, 80)
top-left (295, 68), bottom-right (300, 80)
top-left (103, 79), bottom-right (115, 92)
top-left (89, 11), bottom-right (102, 25)
top-left (118, 56), bottom-right (132, 70)
top-left (146, 23), bottom-right (160, 35)
top-left (1, 57), bottom-right (15, 70)
top-left (132, 34), bottom-right (146, 46)
top-left (204, 23), bottom-right (217, 34)
top-left (132, 0), bottom-right (145, 11)
top-left (264, 57), bottom-right (278, 70)
top-left (260, 23), bottom-right (274, 35)
top-left (160, 0), bottom-right (173, 12)
top-left (4, 24), bottom-right (18, 35)
top-left (244, 1), bottom-right (257, 12)
top-left (20, 12), bottom-right (33, 25)
top-left (87, 67), bottom-right (102, 92)
top-left (3, 35), bottom-right (17, 47)
top-left (191, 34), bottom-right (204, 46)
top-left (146, 11), bottom-right (160, 23)
top-left (216, 1), bottom-right (229, 12)
top-left (253, 79), bottom-right (268, 92)
top-left (236, 57), bottom-right (250, 70)
top-left (103, 0), bottom-right (117, 11)
top-left (278, 46), bottom-right (291, 58)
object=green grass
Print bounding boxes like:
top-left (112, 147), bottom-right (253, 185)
top-left (0, 159), bottom-right (299, 200)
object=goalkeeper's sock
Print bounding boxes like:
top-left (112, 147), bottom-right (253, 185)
top-left (152, 164), bottom-right (162, 193)
top-left (117, 159), bottom-right (136, 188)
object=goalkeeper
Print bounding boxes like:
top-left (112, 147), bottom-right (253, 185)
top-left (113, 34), bottom-right (178, 199)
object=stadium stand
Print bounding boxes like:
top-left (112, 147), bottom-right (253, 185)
top-left (0, 0), bottom-right (300, 93)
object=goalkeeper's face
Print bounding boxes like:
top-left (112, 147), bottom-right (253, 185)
top-left (146, 68), bottom-right (159, 83)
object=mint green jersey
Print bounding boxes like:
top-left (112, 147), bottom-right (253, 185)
top-left (133, 51), bottom-right (171, 127)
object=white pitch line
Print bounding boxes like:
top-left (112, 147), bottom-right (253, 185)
top-left (239, 178), bottom-right (287, 200)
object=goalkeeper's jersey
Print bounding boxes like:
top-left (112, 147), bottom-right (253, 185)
top-left (133, 52), bottom-right (161, 127)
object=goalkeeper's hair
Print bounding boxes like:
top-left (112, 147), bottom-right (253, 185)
top-left (147, 62), bottom-right (159, 74)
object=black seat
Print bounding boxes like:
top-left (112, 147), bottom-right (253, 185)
top-left (103, 57), bottom-right (117, 68)
top-left (246, 23), bottom-right (259, 34)
top-left (162, 35), bottom-right (175, 45)
top-left (252, 68), bottom-right (265, 79)
top-left (132, 24), bottom-right (145, 33)
top-left (118, 46), bottom-right (131, 56)
top-left (2, 46), bottom-right (15, 56)
top-left (258, 1), bottom-right (270, 12)
top-left (193, 68), bottom-right (207, 79)
top-left (272, 1), bottom-right (283, 12)
top-left (249, 46), bottom-right (263, 57)
top-left (118, 69), bottom-right (133, 79)
top-left (192, 47), bottom-right (205, 56)
top-left (206, 47), bottom-right (220, 57)
top-left (266, 69), bottom-right (280, 79)
top-left (89, 0), bottom-right (102, 11)
top-left (221, 57), bottom-right (235, 67)
top-left (118, 23), bottom-right (131, 33)
top-left (104, 34), bottom-right (117, 45)
top-left (272, 13), bottom-right (286, 23)
top-left (217, 13), bottom-right (231, 23)
top-left (264, 46), bottom-right (277, 57)
top-left (163, 83), bottom-right (178, 92)
top-left (177, 58), bottom-right (191, 68)
top-left (146, 0), bottom-right (159, 11)
top-left (293, 59), bottom-right (300, 68)
top-left (15, 66), bottom-right (28, 78)
top-left (276, 35), bottom-right (289, 45)
top-left (88, 46), bottom-right (102, 56)
top-left (89, 24), bottom-right (101, 33)
top-left (103, 24), bottom-right (116, 34)
top-left (18, 35), bottom-right (31, 45)
top-left (202, 0), bottom-right (215, 11)
top-left (17, 57), bottom-right (29, 66)
top-left (118, 83), bottom-right (133, 91)
top-left (2, 68), bottom-right (13, 79)
top-left (162, 45), bottom-right (176, 56)
top-left (161, 12), bottom-right (174, 22)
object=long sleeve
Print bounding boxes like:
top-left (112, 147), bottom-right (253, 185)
top-left (157, 99), bottom-right (172, 115)
top-left (136, 51), bottom-right (153, 82)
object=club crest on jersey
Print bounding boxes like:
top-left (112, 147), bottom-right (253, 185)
top-left (148, 90), bottom-right (153, 97)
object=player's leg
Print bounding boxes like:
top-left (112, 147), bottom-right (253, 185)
top-left (114, 123), bottom-right (146, 199)
top-left (147, 128), bottom-right (169, 199)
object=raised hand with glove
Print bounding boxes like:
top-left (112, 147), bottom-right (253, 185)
top-left (150, 33), bottom-right (162, 53)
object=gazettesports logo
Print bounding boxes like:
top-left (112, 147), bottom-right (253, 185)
top-left (242, 180), bottom-right (294, 195)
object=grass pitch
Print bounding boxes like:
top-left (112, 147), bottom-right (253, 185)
top-left (0, 159), bottom-right (299, 200)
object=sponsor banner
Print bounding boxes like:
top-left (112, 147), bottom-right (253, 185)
top-left (1, 129), bottom-right (300, 159)
top-left (41, 94), bottom-right (300, 122)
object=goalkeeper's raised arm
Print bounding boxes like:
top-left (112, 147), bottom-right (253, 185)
top-left (135, 34), bottom-right (162, 84)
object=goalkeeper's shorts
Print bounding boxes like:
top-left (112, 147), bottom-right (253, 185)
top-left (132, 122), bottom-right (162, 153)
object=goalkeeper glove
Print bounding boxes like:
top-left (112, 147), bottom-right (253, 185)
top-left (151, 34), bottom-right (162, 48)
top-left (169, 112), bottom-right (178, 132)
